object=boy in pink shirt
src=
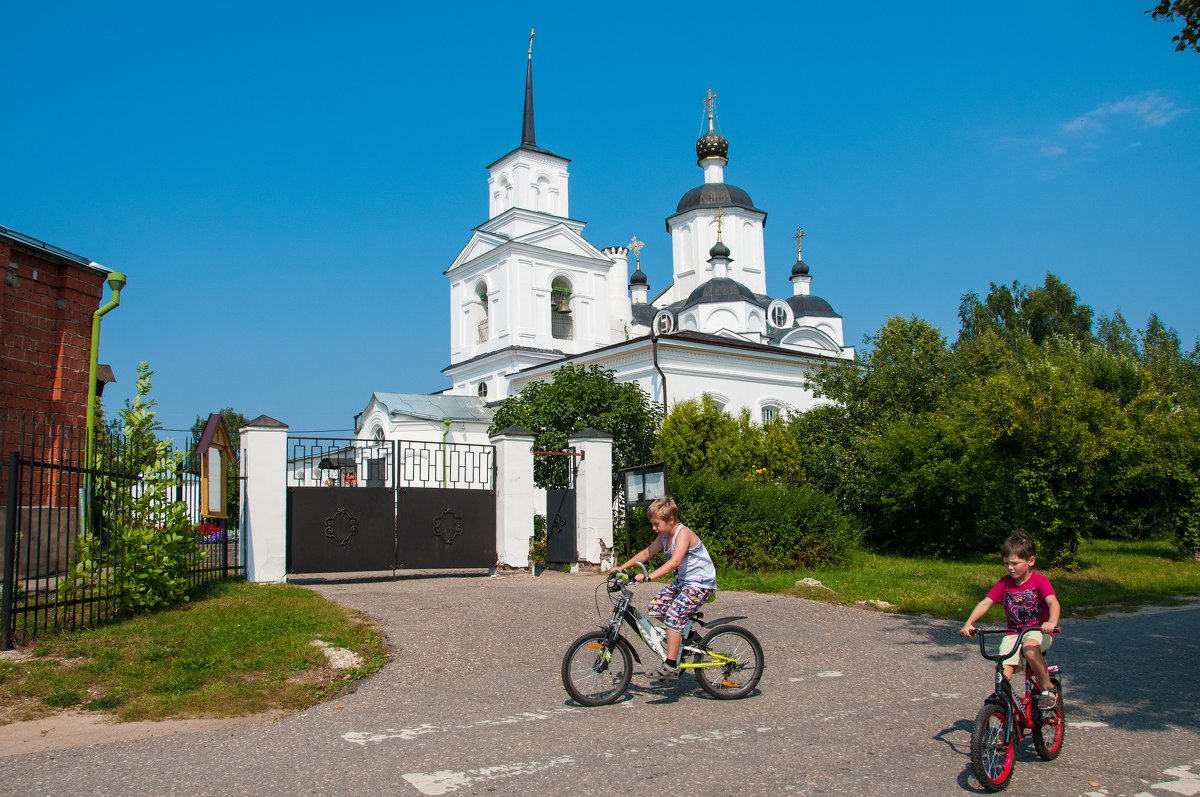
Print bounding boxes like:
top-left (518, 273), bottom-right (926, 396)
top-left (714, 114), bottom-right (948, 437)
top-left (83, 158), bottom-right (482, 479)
top-left (960, 532), bottom-right (1062, 709)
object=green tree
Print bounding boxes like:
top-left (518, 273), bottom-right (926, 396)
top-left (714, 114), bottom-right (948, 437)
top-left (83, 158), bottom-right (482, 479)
top-left (487, 364), bottom-right (662, 487)
top-left (189, 408), bottom-right (250, 456)
top-left (655, 397), bottom-right (804, 484)
top-left (1148, 0), bottom-right (1200, 52)
top-left (958, 273), bottom-right (1093, 348)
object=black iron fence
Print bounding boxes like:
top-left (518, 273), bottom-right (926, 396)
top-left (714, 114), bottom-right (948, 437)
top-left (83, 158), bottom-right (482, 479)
top-left (1, 413), bottom-right (244, 649)
top-left (287, 437), bottom-right (495, 490)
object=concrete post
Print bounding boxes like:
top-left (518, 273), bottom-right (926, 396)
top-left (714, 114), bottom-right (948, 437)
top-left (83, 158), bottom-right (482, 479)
top-left (491, 426), bottom-right (536, 569)
top-left (569, 428), bottom-right (613, 566)
top-left (239, 416), bottom-right (289, 583)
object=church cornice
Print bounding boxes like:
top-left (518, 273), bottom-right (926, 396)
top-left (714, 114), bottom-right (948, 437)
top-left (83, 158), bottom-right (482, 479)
top-left (444, 344), bottom-right (567, 375)
top-left (476, 206), bottom-right (586, 236)
top-left (446, 229), bottom-right (615, 276)
top-left (486, 145), bottom-right (571, 171)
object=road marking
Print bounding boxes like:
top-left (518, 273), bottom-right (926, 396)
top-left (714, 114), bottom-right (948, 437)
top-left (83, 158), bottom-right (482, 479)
top-left (343, 708), bottom-right (577, 746)
top-left (403, 755), bottom-right (574, 795)
top-left (1071, 720), bottom-right (1110, 729)
top-left (1133, 758), bottom-right (1200, 797)
top-left (816, 671), bottom-right (843, 678)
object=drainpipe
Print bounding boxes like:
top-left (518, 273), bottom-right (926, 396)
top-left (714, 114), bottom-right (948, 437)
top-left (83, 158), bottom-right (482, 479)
top-left (441, 418), bottom-right (452, 488)
top-left (650, 330), bottom-right (667, 411)
top-left (85, 271), bottom-right (127, 470)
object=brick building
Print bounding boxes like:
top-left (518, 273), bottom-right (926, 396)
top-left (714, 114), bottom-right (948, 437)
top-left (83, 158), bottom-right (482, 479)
top-left (1, 224), bottom-right (113, 428)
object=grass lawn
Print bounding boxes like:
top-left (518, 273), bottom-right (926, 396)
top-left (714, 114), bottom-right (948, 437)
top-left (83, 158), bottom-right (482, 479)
top-left (0, 580), bottom-right (387, 726)
top-left (721, 537), bottom-right (1200, 621)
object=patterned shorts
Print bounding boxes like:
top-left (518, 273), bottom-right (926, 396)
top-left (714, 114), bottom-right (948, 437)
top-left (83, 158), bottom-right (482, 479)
top-left (647, 580), bottom-right (716, 633)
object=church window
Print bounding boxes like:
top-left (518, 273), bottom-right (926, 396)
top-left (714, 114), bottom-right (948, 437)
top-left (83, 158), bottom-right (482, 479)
top-left (477, 381), bottom-right (488, 398)
top-left (372, 427), bottom-right (384, 444)
top-left (703, 393), bottom-right (728, 413)
top-left (768, 301), bottom-right (793, 329)
top-left (551, 277), bottom-right (574, 340)
top-left (653, 310), bottom-right (674, 335)
top-left (536, 176), bottom-right (552, 213)
top-left (761, 403), bottom-right (782, 424)
top-left (476, 281), bottom-right (490, 342)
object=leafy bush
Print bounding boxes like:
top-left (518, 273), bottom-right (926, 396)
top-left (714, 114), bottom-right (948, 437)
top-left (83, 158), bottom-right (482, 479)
top-left (651, 474), bottom-right (860, 571)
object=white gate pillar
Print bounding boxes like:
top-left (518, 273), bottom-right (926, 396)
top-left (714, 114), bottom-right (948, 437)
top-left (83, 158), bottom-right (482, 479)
top-left (491, 426), bottom-right (536, 569)
top-left (569, 428), bottom-right (613, 566)
top-left (240, 415), bottom-right (289, 583)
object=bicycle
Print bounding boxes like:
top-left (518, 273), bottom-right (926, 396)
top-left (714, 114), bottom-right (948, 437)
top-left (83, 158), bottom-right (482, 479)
top-left (561, 562), bottom-right (764, 706)
top-left (966, 626), bottom-right (1066, 792)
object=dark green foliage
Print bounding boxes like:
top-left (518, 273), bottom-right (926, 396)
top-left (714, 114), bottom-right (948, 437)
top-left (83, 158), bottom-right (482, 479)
top-left (487, 364), bottom-right (662, 488)
top-left (1148, 0), bottom-right (1200, 52)
top-left (799, 275), bottom-right (1200, 564)
top-left (665, 475), bottom-right (859, 571)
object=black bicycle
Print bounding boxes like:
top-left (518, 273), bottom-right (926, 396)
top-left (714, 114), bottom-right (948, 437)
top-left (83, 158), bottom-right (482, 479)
top-left (967, 627), bottom-right (1065, 792)
top-left (561, 563), bottom-right (764, 706)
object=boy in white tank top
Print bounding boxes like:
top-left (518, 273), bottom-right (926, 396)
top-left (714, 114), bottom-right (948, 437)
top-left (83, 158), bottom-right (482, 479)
top-left (613, 496), bottom-right (717, 681)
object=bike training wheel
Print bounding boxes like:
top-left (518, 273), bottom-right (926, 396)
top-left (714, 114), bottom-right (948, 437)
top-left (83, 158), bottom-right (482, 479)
top-left (692, 624), bottom-right (764, 700)
top-left (1033, 677), bottom-right (1065, 761)
top-left (561, 632), bottom-right (633, 707)
top-left (971, 702), bottom-right (1016, 792)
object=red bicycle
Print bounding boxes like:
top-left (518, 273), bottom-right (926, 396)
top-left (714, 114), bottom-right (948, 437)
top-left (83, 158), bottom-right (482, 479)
top-left (967, 627), bottom-right (1065, 792)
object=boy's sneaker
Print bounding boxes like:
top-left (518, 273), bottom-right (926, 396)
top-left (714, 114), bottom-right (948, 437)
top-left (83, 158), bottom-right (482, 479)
top-left (1037, 689), bottom-right (1058, 710)
top-left (648, 663), bottom-right (679, 682)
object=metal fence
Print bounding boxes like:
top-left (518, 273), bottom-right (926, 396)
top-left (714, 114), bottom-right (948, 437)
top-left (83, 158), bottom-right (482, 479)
top-left (1, 413), bottom-right (244, 649)
top-left (287, 437), bottom-right (495, 490)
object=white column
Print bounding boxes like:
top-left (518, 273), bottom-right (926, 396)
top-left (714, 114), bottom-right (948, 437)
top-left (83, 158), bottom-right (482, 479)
top-left (569, 428), bottom-right (613, 566)
top-left (491, 426), bottom-right (536, 568)
top-left (239, 416), bottom-right (289, 583)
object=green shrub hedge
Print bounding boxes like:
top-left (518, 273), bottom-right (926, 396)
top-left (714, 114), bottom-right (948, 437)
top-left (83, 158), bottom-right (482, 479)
top-left (628, 474), bottom-right (860, 572)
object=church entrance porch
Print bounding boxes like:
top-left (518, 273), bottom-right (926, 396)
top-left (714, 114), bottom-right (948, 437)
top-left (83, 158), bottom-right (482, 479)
top-left (285, 438), bottom-right (496, 574)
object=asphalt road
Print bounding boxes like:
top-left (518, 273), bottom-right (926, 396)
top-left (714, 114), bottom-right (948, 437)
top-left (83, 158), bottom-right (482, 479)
top-left (6, 571), bottom-right (1199, 796)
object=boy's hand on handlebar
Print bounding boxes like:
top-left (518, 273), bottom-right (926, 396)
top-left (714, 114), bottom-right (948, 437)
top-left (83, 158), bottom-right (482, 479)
top-left (959, 624), bottom-right (976, 638)
top-left (1040, 622), bottom-right (1060, 634)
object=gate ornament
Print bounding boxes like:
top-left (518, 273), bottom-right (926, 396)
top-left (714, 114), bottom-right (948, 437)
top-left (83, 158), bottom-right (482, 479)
top-left (432, 507), bottom-right (464, 544)
top-left (324, 508), bottom-right (360, 546)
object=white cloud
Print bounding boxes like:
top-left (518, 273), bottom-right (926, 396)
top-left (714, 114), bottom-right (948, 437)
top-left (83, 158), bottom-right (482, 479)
top-left (1061, 91), bottom-right (1185, 136)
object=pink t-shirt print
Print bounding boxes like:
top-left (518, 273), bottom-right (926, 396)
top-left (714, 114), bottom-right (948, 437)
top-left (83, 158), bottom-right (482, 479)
top-left (986, 571), bottom-right (1055, 631)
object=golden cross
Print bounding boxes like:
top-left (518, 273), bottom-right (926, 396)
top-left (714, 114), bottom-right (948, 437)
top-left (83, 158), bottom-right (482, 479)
top-left (703, 88), bottom-right (717, 131)
top-left (629, 235), bottom-right (645, 269)
top-left (528, 27), bottom-right (535, 58)
top-left (715, 207), bottom-right (726, 242)
top-left (793, 226), bottom-right (806, 257)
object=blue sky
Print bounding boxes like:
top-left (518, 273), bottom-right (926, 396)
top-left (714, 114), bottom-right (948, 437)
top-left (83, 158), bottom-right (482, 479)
top-left (4, 2), bottom-right (1198, 435)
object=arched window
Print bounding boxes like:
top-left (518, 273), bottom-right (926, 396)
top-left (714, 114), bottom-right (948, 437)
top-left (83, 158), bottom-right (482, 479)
top-left (551, 276), bottom-right (573, 340)
top-left (536, 176), bottom-right (552, 213)
top-left (761, 402), bottom-right (782, 424)
top-left (477, 381), bottom-right (488, 398)
top-left (475, 281), bottom-right (490, 343)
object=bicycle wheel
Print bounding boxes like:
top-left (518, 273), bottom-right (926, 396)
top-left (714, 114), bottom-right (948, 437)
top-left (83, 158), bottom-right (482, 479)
top-left (561, 632), bottom-right (632, 707)
top-left (692, 624), bottom-right (764, 700)
top-left (971, 702), bottom-right (1016, 792)
top-left (1033, 677), bottom-right (1065, 761)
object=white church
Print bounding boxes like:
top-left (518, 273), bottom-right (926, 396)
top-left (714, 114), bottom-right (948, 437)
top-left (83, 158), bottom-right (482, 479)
top-left (356, 43), bottom-right (854, 444)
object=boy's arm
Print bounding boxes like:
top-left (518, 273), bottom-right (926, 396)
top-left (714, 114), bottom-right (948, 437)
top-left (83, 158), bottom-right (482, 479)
top-left (960, 597), bottom-right (995, 637)
top-left (1041, 593), bottom-right (1061, 634)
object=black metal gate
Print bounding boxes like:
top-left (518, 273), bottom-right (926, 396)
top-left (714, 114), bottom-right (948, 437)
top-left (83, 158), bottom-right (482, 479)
top-left (286, 438), bottom-right (496, 574)
top-left (540, 448), bottom-right (579, 564)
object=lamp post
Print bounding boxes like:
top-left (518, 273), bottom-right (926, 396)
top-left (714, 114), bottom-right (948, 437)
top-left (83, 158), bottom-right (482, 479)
top-left (85, 270), bottom-right (127, 470)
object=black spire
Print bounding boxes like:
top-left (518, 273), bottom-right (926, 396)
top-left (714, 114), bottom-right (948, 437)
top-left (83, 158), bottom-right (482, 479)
top-left (522, 28), bottom-right (536, 146)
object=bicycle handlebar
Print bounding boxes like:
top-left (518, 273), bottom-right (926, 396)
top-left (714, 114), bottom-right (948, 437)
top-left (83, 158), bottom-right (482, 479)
top-left (969, 626), bottom-right (1062, 662)
top-left (607, 562), bottom-right (649, 593)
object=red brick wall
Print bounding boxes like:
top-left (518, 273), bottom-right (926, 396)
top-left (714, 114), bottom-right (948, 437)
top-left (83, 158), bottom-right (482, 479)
top-left (0, 238), bottom-right (106, 428)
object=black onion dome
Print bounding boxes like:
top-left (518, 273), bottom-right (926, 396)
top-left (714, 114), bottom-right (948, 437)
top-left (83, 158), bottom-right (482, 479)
top-left (786, 294), bottom-right (841, 318)
top-left (682, 277), bottom-right (758, 310)
top-left (629, 269), bottom-right (648, 286)
top-left (791, 259), bottom-right (810, 277)
top-left (674, 183), bottom-right (761, 214)
top-left (696, 130), bottom-right (729, 164)
top-left (709, 241), bottom-right (731, 259)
